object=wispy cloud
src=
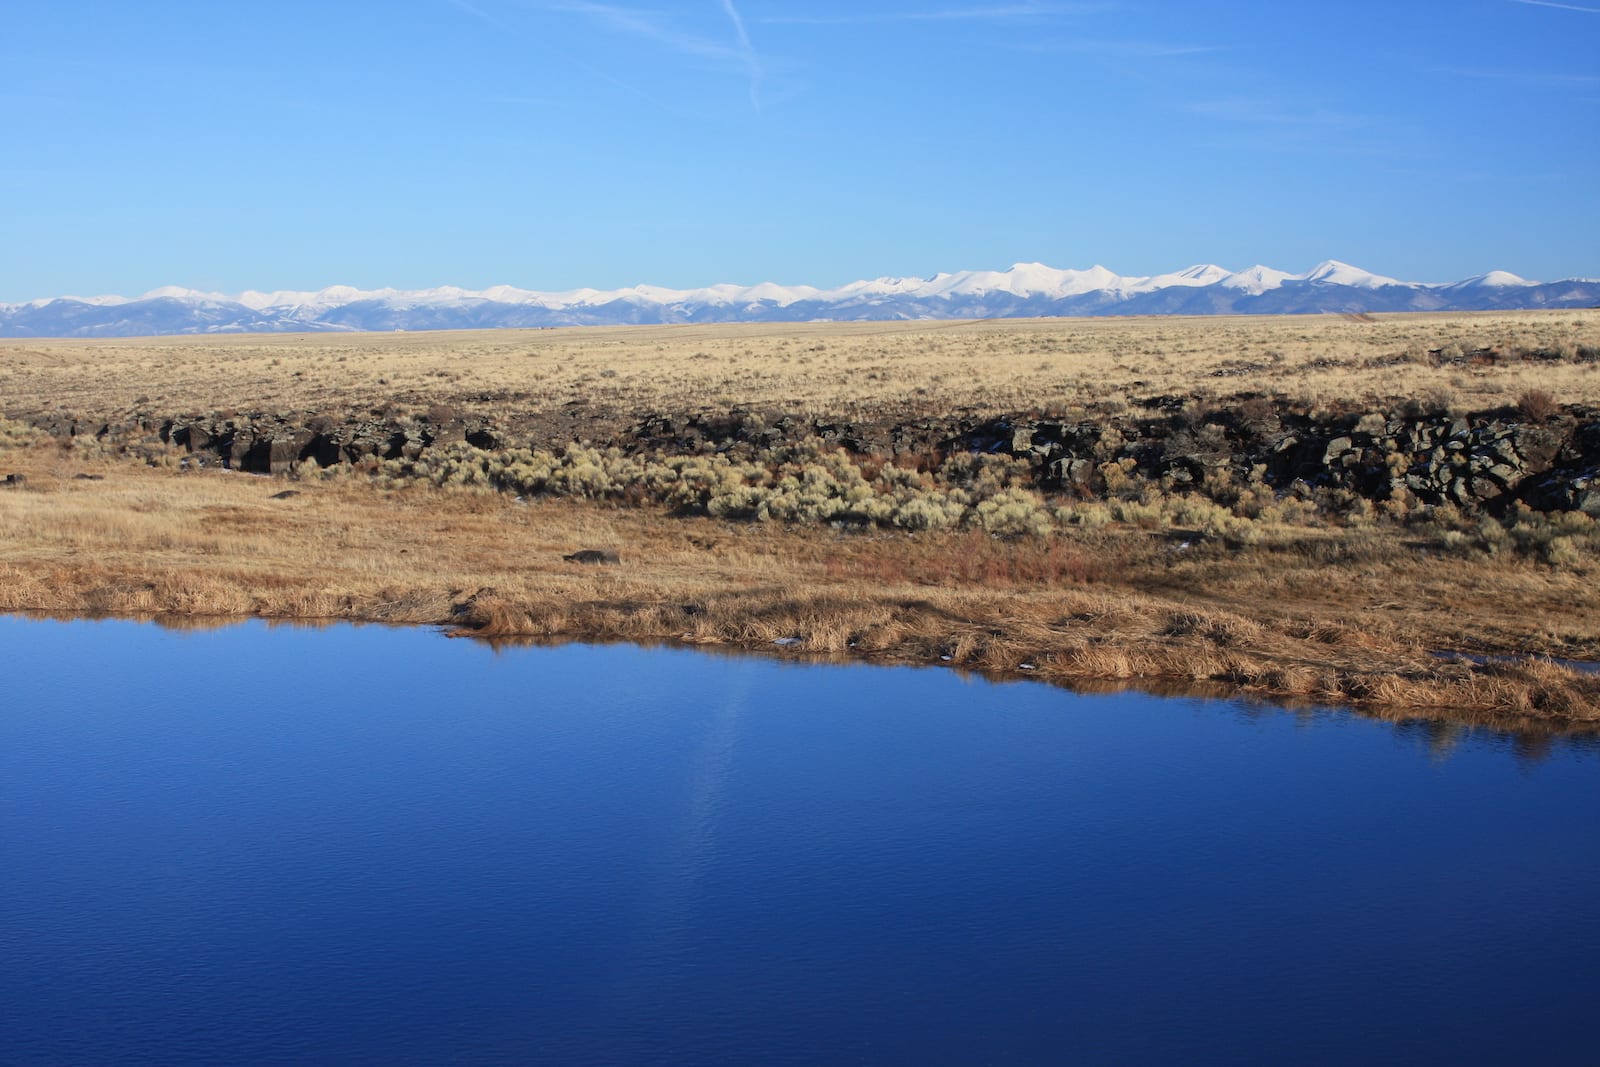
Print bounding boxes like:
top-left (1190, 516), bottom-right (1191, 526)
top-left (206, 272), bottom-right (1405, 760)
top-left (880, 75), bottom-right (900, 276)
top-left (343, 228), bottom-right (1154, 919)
top-left (761, 3), bottom-right (1100, 26)
top-left (1509, 0), bottom-right (1600, 13)
top-left (536, 1), bottom-right (765, 109)
top-left (1436, 64), bottom-right (1600, 88)
top-left (719, 0), bottom-right (763, 109)
top-left (544, 2), bottom-right (741, 61)
top-left (444, 0), bottom-right (508, 29)
top-left (1022, 38), bottom-right (1227, 59)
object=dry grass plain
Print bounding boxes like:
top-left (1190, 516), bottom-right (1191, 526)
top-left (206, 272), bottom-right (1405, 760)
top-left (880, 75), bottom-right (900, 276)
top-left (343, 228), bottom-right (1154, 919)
top-left (3, 310), bottom-right (1599, 726)
top-left (3, 309), bottom-right (1598, 428)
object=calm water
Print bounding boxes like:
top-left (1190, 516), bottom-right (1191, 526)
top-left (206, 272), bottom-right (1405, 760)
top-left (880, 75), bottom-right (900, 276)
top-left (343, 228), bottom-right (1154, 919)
top-left (2, 616), bottom-right (1598, 1066)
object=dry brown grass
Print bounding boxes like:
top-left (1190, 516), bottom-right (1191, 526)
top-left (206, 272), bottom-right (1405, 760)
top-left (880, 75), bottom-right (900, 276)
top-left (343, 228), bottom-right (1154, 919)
top-left (2, 445), bottom-right (1595, 726)
top-left (3, 310), bottom-right (1597, 431)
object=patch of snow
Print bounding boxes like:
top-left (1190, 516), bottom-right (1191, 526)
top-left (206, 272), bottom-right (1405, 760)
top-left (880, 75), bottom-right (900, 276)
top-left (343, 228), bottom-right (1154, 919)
top-left (478, 284), bottom-right (541, 304)
top-left (1220, 265), bottom-right (1294, 294)
top-left (1124, 264), bottom-right (1232, 294)
top-left (1443, 270), bottom-right (1534, 289)
top-left (1297, 260), bottom-right (1402, 289)
top-left (238, 285), bottom-right (392, 311)
top-left (922, 263), bottom-right (1125, 299)
top-left (138, 285), bottom-right (232, 303)
top-left (17, 293), bottom-right (133, 309)
top-left (828, 275), bottom-right (934, 300)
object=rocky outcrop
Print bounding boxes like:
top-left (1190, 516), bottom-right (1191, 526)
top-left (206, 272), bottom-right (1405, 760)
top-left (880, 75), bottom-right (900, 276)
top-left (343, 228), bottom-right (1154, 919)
top-left (954, 405), bottom-right (1600, 516)
top-left (18, 399), bottom-right (1600, 517)
top-left (96, 410), bottom-right (503, 474)
top-left (563, 549), bottom-right (620, 564)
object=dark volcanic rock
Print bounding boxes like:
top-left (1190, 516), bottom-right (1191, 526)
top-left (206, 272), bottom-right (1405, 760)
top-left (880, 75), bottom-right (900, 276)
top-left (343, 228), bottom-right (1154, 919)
top-left (16, 398), bottom-right (1600, 519)
top-left (563, 549), bottom-right (621, 564)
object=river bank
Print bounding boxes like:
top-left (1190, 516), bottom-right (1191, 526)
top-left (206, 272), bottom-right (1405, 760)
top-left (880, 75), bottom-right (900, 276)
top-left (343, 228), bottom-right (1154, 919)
top-left (2, 451), bottom-right (1595, 725)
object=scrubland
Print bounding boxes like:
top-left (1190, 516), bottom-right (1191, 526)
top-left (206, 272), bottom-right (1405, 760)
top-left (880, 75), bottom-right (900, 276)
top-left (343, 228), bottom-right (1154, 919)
top-left (4, 310), bottom-right (1597, 427)
top-left (2, 310), bottom-right (1598, 726)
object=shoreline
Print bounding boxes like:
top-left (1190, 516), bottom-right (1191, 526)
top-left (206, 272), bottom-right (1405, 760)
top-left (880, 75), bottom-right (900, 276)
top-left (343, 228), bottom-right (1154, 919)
top-left (6, 601), bottom-right (1596, 737)
top-left (2, 459), bottom-right (1596, 729)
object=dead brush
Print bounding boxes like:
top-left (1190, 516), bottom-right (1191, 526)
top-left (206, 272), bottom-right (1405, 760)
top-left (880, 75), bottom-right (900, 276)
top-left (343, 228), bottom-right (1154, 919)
top-left (451, 590), bottom-right (532, 636)
top-left (851, 614), bottom-right (911, 653)
top-left (1336, 658), bottom-right (1600, 718)
top-left (619, 601), bottom-right (693, 636)
top-left (940, 628), bottom-right (987, 664)
top-left (1477, 658), bottom-right (1600, 717)
top-left (1256, 664), bottom-right (1322, 695)
top-left (798, 615), bottom-right (860, 653)
top-left (149, 573), bottom-right (258, 618)
top-left (971, 635), bottom-right (1030, 673)
top-left (0, 562), bottom-right (66, 611)
top-left (1155, 644), bottom-right (1234, 680)
top-left (1286, 618), bottom-right (1380, 647)
top-left (1064, 645), bottom-right (1154, 679)
top-left (1162, 609), bottom-right (1265, 647)
top-left (1516, 388), bottom-right (1560, 421)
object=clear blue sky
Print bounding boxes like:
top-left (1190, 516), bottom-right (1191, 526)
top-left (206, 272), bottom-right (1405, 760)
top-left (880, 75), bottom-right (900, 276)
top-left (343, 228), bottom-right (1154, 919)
top-left (3, 1), bottom-right (1596, 301)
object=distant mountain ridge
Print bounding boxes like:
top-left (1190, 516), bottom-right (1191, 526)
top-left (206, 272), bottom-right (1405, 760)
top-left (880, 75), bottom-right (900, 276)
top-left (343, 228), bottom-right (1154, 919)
top-left (4, 260), bottom-right (1597, 338)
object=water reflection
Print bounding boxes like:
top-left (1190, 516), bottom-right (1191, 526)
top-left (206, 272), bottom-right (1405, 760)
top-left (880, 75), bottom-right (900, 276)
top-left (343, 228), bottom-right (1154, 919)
top-left (12, 609), bottom-right (1596, 749)
top-left (1388, 715), bottom-right (1600, 766)
top-left (602, 658), bottom-right (751, 1042)
top-left (3, 615), bottom-right (1599, 1065)
top-left (464, 631), bottom-right (1600, 748)
top-left (1392, 717), bottom-right (1473, 763)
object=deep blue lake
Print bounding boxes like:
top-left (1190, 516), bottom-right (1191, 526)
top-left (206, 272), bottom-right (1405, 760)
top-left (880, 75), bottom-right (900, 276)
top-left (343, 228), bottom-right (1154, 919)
top-left (2, 615), bottom-right (1598, 1065)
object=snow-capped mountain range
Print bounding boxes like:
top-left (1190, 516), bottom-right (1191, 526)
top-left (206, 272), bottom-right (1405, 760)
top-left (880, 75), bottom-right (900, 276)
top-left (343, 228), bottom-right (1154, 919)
top-left (2, 261), bottom-right (1596, 338)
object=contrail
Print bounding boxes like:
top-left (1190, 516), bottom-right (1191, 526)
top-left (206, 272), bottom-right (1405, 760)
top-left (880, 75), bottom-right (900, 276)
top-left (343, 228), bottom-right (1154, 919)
top-left (720, 0), bottom-right (763, 110)
top-left (1510, 0), bottom-right (1600, 13)
top-left (764, 4), bottom-right (1071, 25)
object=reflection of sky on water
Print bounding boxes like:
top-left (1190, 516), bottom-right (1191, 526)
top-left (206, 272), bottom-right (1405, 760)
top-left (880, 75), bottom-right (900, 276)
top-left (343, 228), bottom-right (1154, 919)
top-left (600, 653), bottom-right (753, 1035)
top-left (2, 614), bottom-right (1598, 1065)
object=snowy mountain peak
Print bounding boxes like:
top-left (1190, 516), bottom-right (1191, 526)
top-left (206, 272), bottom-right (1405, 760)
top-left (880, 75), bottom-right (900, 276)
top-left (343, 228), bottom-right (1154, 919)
top-left (1220, 265), bottom-right (1294, 294)
top-left (22, 292), bottom-right (132, 309)
top-left (4, 261), bottom-right (1595, 337)
top-left (140, 285), bottom-right (225, 302)
top-left (1300, 261), bottom-right (1401, 289)
top-left (1124, 264), bottom-right (1233, 294)
top-left (1448, 270), bottom-right (1533, 289)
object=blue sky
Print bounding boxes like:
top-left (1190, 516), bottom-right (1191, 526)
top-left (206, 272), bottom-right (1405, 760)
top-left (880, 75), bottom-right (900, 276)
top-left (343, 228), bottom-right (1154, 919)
top-left (2, 0), bottom-right (1596, 301)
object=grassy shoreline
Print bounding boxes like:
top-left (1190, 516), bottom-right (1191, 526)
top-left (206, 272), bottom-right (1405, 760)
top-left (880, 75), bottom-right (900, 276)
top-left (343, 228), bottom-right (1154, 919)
top-left (1, 453), bottom-right (1595, 727)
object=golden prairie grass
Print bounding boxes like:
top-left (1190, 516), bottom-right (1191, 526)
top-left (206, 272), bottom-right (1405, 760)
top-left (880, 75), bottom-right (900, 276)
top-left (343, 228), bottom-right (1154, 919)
top-left (1, 448), bottom-right (1595, 725)
top-left (2, 310), bottom-right (1597, 430)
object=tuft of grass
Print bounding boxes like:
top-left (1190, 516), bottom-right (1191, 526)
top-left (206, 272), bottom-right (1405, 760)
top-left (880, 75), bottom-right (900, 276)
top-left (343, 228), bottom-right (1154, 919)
top-left (1516, 388), bottom-right (1559, 421)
